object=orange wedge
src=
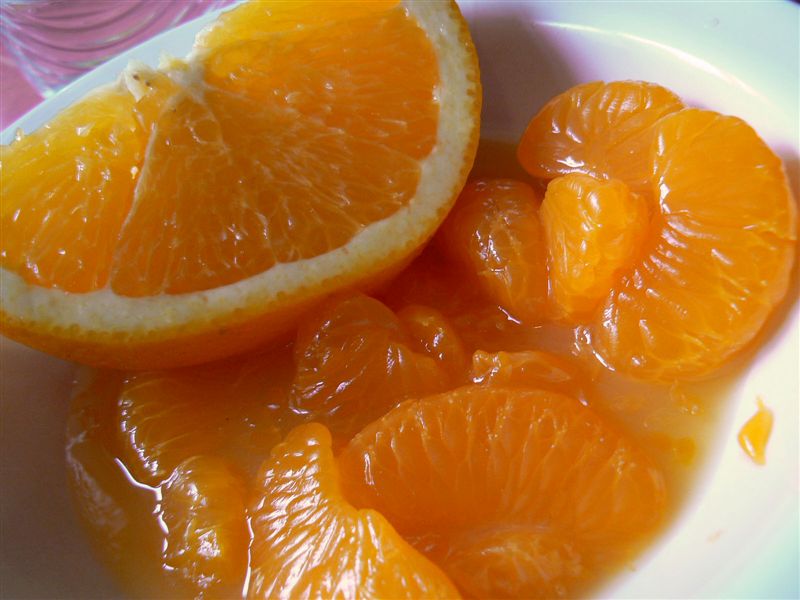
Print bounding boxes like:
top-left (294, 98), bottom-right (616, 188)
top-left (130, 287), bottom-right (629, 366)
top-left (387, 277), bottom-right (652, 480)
top-left (0, 0), bottom-right (481, 369)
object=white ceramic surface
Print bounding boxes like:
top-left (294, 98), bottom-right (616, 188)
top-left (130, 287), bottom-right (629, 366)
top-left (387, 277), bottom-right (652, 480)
top-left (1, 1), bottom-right (798, 598)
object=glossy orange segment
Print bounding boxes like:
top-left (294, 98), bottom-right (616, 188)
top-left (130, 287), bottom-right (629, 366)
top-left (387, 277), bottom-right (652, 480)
top-left (338, 386), bottom-right (667, 598)
top-left (541, 173), bottom-right (649, 322)
top-left (248, 423), bottom-right (461, 599)
top-left (593, 109), bottom-right (797, 380)
top-left (439, 179), bottom-right (548, 323)
top-left (160, 456), bottom-right (249, 597)
top-left (117, 354), bottom-right (285, 486)
top-left (290, 294), bottom-right (460, 442)
top-left (738, 398), bottom-right (774, 465)
top-left (517, 80), bottom-right (683, 193)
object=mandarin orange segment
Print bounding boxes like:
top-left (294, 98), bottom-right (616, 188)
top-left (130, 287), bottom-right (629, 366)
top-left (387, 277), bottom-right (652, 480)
top-left (438, 179), bottom-right (548, 323)
top-left (160, 456), bottom-right (249, 597)
top-left (541, 173), bottom-right (649, 321)
top-left (517, 80), bottom-right (683, 192)
top-left (397, 304), bottom-right (470, 383)
top-left (290, 294), bottom-right (456, 441)
top-left (471, 350), bottom-right (588, 402)
top-left (117, 355), bottom-right (284, 486)
top-left (593, 109), bottom-right (797, 380)
top-left (338, 386), bottom-right (666, 598)
top-left (247, 423), bottom-right (461, 599)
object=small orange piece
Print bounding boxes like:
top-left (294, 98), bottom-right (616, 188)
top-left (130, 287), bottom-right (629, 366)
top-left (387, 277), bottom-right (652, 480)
top-left (290, 294), bottom-right (461, 442)
top-left (737, 398), bottom-right (774, 465)
top-left (160, 456), bottom-right (249, 597)
top-left (517, 80), bottom-right (683, 192)
top-left (247, 423), bottom-right (460, 599)
top-left (439, 179), bottom-right (548, 323)
top-left (339, 386), bottom-right (666, 598)
top-left (0, 0), bottom-right (481, 369)
top-left (541, 173), bottom-right (649, 321)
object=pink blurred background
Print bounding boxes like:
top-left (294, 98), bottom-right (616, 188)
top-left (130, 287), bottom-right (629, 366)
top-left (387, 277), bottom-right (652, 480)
top-left (1, 38), bottom-right (40, 130)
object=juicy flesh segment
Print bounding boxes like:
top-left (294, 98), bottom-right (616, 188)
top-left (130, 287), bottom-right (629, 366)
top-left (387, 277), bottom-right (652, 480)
top-left (1, 2), bottom-right (439, 296)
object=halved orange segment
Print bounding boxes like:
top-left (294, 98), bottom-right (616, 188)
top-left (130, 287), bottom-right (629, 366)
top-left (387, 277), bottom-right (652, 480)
top-left (247, 423), bottom-right (460, 599)
top-left (517, 80), bottom-right (683, 192)
top-left (0, 0), bottom-right (480, 369)
top-left (338, 386), bottom-right (666, 598)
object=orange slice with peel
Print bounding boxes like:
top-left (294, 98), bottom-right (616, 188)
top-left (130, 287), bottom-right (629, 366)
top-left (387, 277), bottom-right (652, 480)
top-left (0, 0), bottom-right (481, 369)
top-left (248, 422), bottom-right (460, 599)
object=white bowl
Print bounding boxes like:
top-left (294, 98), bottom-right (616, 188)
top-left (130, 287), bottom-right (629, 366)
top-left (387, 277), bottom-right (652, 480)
top-left (2, 2), bottom-right (798, 597)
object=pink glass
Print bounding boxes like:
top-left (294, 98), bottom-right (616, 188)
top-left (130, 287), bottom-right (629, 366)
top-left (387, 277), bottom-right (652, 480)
top-left (0, 0), bottom-right (235, 129)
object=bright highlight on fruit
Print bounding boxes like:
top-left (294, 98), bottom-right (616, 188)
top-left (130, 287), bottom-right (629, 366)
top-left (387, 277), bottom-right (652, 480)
top-left (0, 0), bottom-right (481, 370)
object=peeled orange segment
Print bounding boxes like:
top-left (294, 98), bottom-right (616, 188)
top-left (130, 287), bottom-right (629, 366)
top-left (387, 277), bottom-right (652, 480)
top-left (117, 355), bottom-right (284, 486)
top-left (438, 179), bottom-right (548, 323)
top-left (247, 423), bottom-right (461, 599)
top-left (0, 0), bottom-right (481, 369)
top-left (471, 350), bottom-right (588, 402)
top-left (397, 304), bottom-right (470, 383)
top-left (338, 386), bottom-right (666, 598)
top-left (541, 173), bottom-right (649, 321)
top-left (593, 109), bottom-right (797, 380)
top-left (160, 456), bottom-right (249, 597)
top-left (290, 294), bottom-right (456, 442)
top-left (517, 80), bottom-right (683, 192)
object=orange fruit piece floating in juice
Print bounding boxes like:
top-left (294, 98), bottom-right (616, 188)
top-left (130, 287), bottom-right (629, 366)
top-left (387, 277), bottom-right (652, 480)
top-left (512, 80), bottom-right (796, 381)
top-left (291, 294), bottom-right (467, 442)
top-left (248, 423), bottom-right (460, 599)
top-left (439, 179), bottom-right (548, 324)
top-left (0, 0), bottom-right (481, 370)
top-left (339, 386), bottom-right (666, 598)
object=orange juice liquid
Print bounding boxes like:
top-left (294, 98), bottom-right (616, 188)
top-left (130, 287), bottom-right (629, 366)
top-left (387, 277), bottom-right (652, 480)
top-left (66, 139), bottom-right (755, 599)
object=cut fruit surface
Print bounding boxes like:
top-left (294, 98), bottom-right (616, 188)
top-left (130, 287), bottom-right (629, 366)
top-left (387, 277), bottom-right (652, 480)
top-left (0, 0), bottom-right (481, 369)
top-left (338, 386), bottom-right (666, 598)
top-left (247, 423), bottom-right (460, 599)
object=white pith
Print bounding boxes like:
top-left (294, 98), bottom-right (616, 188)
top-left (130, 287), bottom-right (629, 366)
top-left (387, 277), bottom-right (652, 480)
top-left (1, 1), bottom-right (479, 336)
